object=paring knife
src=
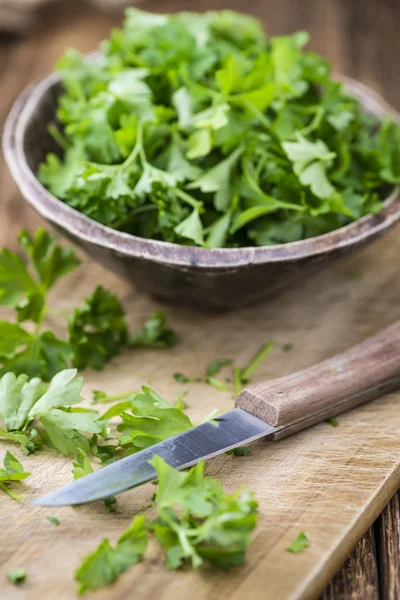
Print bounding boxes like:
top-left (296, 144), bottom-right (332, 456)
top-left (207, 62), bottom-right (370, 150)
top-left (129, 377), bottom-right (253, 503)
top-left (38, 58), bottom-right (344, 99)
top-left (34, 322), bottom-right (400, 507)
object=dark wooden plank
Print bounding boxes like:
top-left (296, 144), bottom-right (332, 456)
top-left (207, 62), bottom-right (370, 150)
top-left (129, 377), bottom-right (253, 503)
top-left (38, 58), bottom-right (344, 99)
top-left (377, 491), bottom-right (400, 599)
top-left (320, 527), bottom-right (380, 600)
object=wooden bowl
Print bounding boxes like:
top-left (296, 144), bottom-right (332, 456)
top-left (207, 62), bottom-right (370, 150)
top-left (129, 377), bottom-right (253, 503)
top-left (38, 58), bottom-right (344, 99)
top-left (3, 72), bottom-right (400, 310)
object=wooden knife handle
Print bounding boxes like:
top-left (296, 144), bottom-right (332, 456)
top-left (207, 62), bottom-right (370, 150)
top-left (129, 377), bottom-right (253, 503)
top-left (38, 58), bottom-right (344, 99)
top-left (235, 321), bottom-right (400, 440)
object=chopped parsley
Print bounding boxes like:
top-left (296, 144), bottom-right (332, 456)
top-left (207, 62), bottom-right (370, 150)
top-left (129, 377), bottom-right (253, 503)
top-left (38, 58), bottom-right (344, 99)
top-left (7, 569), bottom-right (26, 585)
top-left (38, 9), bottom-right (400, 248)
top-left (287, 532), bottom-right (309, 553)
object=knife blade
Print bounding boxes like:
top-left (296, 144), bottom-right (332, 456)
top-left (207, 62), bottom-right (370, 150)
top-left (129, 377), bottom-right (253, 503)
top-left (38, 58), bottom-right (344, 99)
top-left (33, 320), bottom-right (400, 507)
top-left (33, 409), bottom-right (275, 506)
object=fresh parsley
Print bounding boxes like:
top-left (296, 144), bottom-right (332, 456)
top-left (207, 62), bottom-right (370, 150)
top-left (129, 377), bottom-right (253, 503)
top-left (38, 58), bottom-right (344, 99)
top-left (38, 9), bottom-right (400, 248)
top-left (75, 457), bottom-right (258, 593)
top-left (68, 286), bottom-right (128, 371)
top-left (46, 516), bottom-right (60, 526)
top-left (75, 516), bottom-right (148, 595)
top-left (7, 569), bottom-right (26, 585)
top-left (0, 369), bottom-right (108, 456)
top-left (287, 531), bottom-right (309, 554)
top-left (102, 387), bottom-right (193, 453)
top-left (0, 451), bottom-right (30, 500)
top-left (129, 309), bottom-right (176, 348)
top-left (173, 373), bottom-right (201, 384)
top-left (0, 228), bottom-right (78, 380)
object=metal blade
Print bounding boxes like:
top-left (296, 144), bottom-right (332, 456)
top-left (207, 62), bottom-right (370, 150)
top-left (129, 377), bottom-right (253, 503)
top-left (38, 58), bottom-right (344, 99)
top-left (33, 409), bottom-right (275, 506)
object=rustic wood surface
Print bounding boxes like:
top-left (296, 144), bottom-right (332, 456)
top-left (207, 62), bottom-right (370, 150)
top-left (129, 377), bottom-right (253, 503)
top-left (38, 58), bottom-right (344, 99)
top-left (1, 1), bottom-right (400, 599)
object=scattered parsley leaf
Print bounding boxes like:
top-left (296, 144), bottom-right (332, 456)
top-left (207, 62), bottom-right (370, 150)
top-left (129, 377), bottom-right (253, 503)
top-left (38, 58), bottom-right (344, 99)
top-left (173, 373), bottom-right (201, 384)
top-left (104, 496), bottom-right (117, 513)
top-left (326, 416), bottom-right (340, 427)
top-left (149, 455), bottom-right (258, 569)
top-left (68, 286), bottom-right (128, 371)
top-left (75, 516), bottom-right (148, 596)
top-left (129, 310), bottom-right (176, 348)
top-left (0, 370), bottom-right (108, 457)
top-left (46, 516), bottom-right (60, 526)
top-left (241, 341), bottom-right (274, 382)
top-left (103, 387), bottom-right (193, 453)
top-left (287, 532), bottom-right (309, 554)
top-left (207, 377), bottom-right (230, 392)
top-left (0, 451), bottom-right (30, 501)
top-left (282, 343), bottom-right (293, 352)
top-left (206, 359), bottom-right (233, 378)
top-left (233, 446), bottom-right (251, 456)
top-left (7, 569), bottom-right (26, 585)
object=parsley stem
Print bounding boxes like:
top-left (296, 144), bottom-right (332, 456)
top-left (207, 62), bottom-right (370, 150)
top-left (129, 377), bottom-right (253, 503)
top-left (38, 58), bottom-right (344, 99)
top-left (174, 188), bottom-right (203, 210)
top-left (233, 366), bottom-right (243, 396)
top-left (241, 341), bottom-right (274, 382)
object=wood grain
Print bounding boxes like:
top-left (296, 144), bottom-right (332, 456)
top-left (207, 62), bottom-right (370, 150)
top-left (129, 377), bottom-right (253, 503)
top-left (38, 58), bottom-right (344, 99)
top-left (1, 1), bottom-right (400, 599)
top-left (320, 528), bottom-right (379, 600)
top-left (377, 493), bottom-right (400, 599)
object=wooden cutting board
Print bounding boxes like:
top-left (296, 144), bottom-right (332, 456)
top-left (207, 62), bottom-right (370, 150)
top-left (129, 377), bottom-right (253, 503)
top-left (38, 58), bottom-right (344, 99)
top-left (0, 225), bottom-right (400, 600)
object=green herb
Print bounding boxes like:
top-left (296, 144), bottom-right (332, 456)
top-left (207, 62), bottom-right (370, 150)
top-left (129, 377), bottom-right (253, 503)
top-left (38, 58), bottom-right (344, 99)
top-left (75, 516), bottom-right (148, 596)
top-left (206, 359), bottom-right (233, 378)
top-left (0, 451), bottom-right (30, 500)
top-left (92, 390), bottom-right (136, 404)
top-left (72, 448), bottom-right (94, 479)
top-left (207, 377), bottom-right (230, 392)
top-left (7, 569), bottom-right (26, 585)
top-left (38, 9), bottom-right (400, 248)
top-left (326, 416), bottom-right (340, 427)
top-left (233, 341), bottom-right (275, 393)
top-left (68, 286), bottom-right (128, 371)
top-left (241, 342), bottom-right (274, 382)
top-left (0, 228), bottom-right (78, 380)
top-left (104, 495), bottom-right (117, 513)
top-left (46, 516), bottom-right (60, 526)
top-left (287, 531), bottom-right (309, 553)
top-left (173, 373), bottom-right (201, 384)
top-left (0, 369), bottom-right (108, 456)
top-left (129, 310), bottom-right (176, 348)
top-left (149, 456), bottom-right (258, 569)
top-left (175, 392), bottom-right (189, 410)
top-left (233, 446), bottom-right (251, 456)
top-left (282, 343), bottom-right (293, 352)
top-left (102, 387), bottom-right (193, 452)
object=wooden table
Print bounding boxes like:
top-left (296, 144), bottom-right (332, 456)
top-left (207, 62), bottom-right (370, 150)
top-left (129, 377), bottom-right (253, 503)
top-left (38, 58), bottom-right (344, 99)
top-left (0, 1), bottom-right (399, 598)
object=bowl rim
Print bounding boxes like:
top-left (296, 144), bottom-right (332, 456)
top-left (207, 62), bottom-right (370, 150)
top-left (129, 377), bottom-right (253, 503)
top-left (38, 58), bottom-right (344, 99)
top-left (3, 69), bottom-right (400, 270)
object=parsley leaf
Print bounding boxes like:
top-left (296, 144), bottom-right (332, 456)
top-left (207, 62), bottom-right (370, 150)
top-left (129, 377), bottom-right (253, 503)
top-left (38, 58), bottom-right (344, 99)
top-left (206, 359), bottom-right (233, 378)
top-left (129, 310), bottom-right (176, 348)
top-left (287, 532), bottom-right (309, 554)
top-left (173, 373), bottom-right (201, 384)
top-left (0, 369), bottom-right (108, 457)
top-left (102, 387), bottom-right (193, 453)
top-left (7, 569), bottom-right (26, 585)
top-left (149, 456), bottom-right (258, 569)
top-left (0, 451), bottom-right (30, 500)
top-left (75, 516), bottom-right (148, 596)
top-left (68, 286), bottom-right (128, 370)
top-left (46, 516), bottom-right (60, 526)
